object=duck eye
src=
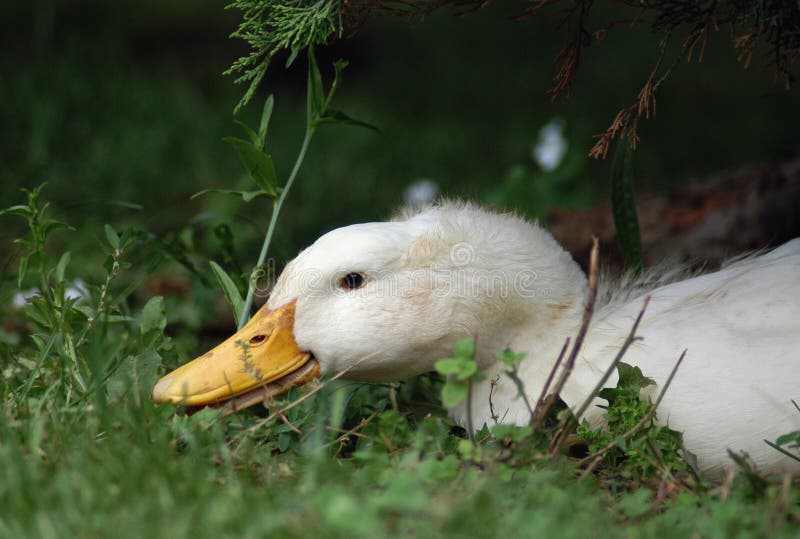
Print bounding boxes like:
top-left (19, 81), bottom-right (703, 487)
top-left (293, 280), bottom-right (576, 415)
top-left (249, 334), bottom-right (267, 345)
top-left (339, 272), bottom-right (365, 290)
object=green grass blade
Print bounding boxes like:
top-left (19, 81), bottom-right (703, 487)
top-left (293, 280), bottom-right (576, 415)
top-left (17, 331), bottom-right (58, 406)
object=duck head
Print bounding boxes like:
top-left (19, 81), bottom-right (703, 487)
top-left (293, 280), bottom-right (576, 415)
top-left (151, 203), bottom-right (587, 412)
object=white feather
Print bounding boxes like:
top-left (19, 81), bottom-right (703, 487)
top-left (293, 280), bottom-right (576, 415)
top-left (268, 201), bottom-right (800, 476)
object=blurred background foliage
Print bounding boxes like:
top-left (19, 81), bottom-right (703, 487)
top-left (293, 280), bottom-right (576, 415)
top-left (1, 4), bottom-right (799, 534)
top-left (2, 0), bottom-right (798, 308)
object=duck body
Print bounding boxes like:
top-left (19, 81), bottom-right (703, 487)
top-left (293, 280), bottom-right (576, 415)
top-left (153, 202), bottom-right (800, 476)
top-left (459, 237), bottom-right (800, 477)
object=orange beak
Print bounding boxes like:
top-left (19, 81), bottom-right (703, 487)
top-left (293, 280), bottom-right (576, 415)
top-left (151, 301), bottom-right (319, 414)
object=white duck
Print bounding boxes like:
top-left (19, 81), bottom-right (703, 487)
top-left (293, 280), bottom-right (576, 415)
top-left (152, 202), bottom-right (800, 476)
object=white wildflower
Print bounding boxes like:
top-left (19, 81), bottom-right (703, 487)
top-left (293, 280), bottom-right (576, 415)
top-left (404, 179), bottom-right (438, 206)
top-left (532, 119), bottom-right (568, 171)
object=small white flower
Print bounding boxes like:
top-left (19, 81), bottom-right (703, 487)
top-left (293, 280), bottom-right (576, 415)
top-left (65, 279), bottom-right (90, 303)
top-left (11, 279), bottom-right (90, 310)
top-left (404, 179), bottom-right (438, 206)
top-left (532, 119), bottom-right (568, 172)
top-left (12, 289), bottom-right (39, 310)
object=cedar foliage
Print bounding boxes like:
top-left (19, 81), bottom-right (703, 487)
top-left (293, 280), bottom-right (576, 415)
top-left (226, 0), bottom-right (800, 155)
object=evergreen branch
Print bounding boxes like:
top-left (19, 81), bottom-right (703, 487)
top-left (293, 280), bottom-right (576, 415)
top-left (226, 0), bottom-right (345, 112)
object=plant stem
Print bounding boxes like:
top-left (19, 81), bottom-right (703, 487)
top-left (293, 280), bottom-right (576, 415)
top-left (466, 380), bottom-right (476, 445)
top-left (239, 127), bottom-right (315, 328)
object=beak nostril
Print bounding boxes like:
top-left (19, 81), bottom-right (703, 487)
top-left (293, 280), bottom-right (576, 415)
top-left (249, 334), bottom-right (267, 345)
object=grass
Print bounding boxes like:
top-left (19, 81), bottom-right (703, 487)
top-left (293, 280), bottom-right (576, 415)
top-left (1, 186), bottom-right (798, 538)
top-left (1, 2), bottom-right (799, 536)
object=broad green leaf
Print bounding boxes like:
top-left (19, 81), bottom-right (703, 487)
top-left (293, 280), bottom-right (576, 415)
top-left (24, 298), bottom-right (48, 326)
top-left (455, 360), bottom-right (478, 381)
top-left (104, 224), bottom-right (120, 250)
top-left (776, 431), bottom-right (800, 446)
top-left (611, 141), bottom-right (643, 274)
top-left (306, 47), bottom-right (325, 123)
top-left (498, 348), bottom-right (526, 369)
top-left (108, 348), bottom-right (162, 401)
top-left (55, 251), bottom-right (70, 282)
top-left (441, 380), bottom-right (468, 408)
top-left (134, 347), bottom-right (163, 397)
top-left (40, 219), bottom-right (74, 236)
top-left (209, 261), bottom-right (244, 327)
top-left (191, 188), bottom-right (275, 202)
top-left (223, 136), bottom-right (278, 196)
top-left (257, 94), bottom-right (275, 149)
top-left (620, 489), bottom-right (653, 518)
top-left (106, 358), bottom-right (131, 401)
top-left (234, 120), bottom-right (260, 146)
top-left (454, 338), bottom-right (475, 359)
top-left (457, 439), bottom-right (474, 459)
top-left (617, 362), bottom-right (655, 391)
top-left (491, 424), bottom-right (533, 442)
top-left (140, 296), bottom-right (166, 336)
top-left (435, 356), bottom-right (477, 380)
top-left (434, 357), bottom-right (464, 376)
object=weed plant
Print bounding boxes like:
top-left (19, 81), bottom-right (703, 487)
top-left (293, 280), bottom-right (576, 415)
top-left (1, 7), bottom-right (798, 535)
top-left (1, 181), bottom-right (798, 538)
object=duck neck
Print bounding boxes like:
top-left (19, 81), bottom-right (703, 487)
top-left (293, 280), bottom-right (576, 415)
top-left (450, 238), bottom-right (591, 429)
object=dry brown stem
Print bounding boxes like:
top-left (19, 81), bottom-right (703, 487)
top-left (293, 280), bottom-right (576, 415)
top-left (529, 337), bottom-right (570, 429)
top-left (545, 237), bottom-right (599, 455)
top-left (570, 296), bottom-right (651, 425)
top-left (589, 33), bottom-right (670, 159)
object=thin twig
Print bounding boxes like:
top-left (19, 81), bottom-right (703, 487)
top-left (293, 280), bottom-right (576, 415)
top-left (325, 426), bottom-right (372, 441)
top-left (529, 337), bottom-right (569, 429)
top-left (571, 296), bottom-right (651, 424)
top-left (488, 375), bottom-right (500, 424)
top-left (589, 31), bottom-right (679, 159)
top-left (280, 413), bottom-right (303, 435)
top-left (578, 349), bottom-right (688, 479)
top-left (550, 237), bottom-right (600, 400)
top-left (718, 468), bottom-right (736, 502)
top-left (329, 410), bottom-right (379, 438)
top-left (378, 429), bottom-right (396, 453)
top-left (322, 410), bottom-right (380, 449)
top-left (505, 368), bottom-right (536, 422)
top-left (545, 237), bottom-right (599, 454)
top-left (764, 439), bottom-right (800, 463)
top-left (75, 247), bottom-right (121, 349)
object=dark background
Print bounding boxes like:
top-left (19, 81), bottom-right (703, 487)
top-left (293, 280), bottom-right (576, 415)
top-left (2, 0), bottom-right (798, 285)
